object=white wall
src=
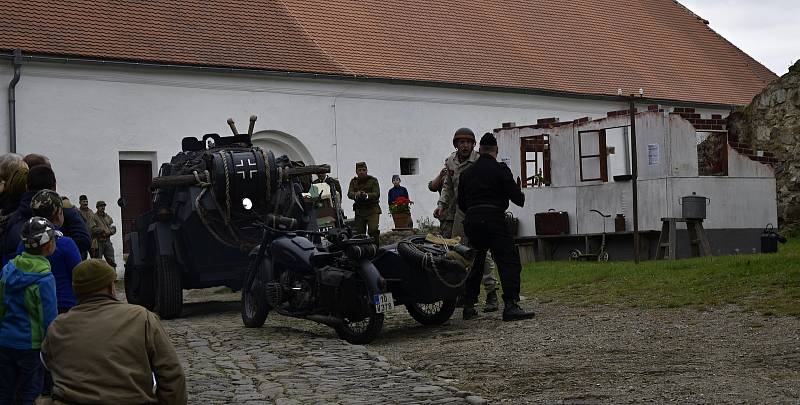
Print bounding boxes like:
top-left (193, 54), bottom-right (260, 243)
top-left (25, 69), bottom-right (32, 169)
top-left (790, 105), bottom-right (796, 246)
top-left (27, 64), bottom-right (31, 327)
top-left (497, 110), bottom-right (776, 236)
top-left (0, 61), bottom-right (679, 267)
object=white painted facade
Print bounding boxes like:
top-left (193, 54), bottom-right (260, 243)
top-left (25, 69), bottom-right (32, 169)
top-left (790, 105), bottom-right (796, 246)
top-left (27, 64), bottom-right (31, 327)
top-left (1, 62), bottom-right (736, 266)
top-left (496, 112), bottom-right (777, 237)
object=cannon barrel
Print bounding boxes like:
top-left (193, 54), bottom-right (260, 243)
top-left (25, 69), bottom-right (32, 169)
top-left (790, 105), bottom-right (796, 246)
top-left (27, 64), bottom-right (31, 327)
top-left (151, 172), bottom-right (210, 190)
top-left (284, 164), bottom-right (330, 177)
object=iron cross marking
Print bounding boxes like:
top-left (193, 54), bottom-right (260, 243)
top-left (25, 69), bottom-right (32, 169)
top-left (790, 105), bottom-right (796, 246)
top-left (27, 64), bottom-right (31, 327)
top-left (235, 158), bottom-right (258, 180)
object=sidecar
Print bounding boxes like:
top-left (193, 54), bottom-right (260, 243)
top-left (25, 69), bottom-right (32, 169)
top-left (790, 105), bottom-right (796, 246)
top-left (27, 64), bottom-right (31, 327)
top-left (371, 235), bottom-right (469, 325)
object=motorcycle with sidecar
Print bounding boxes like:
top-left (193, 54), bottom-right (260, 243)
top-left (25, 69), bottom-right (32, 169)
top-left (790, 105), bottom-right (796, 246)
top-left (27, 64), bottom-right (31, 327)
top-left (241, 184), bottom-right (471, 344)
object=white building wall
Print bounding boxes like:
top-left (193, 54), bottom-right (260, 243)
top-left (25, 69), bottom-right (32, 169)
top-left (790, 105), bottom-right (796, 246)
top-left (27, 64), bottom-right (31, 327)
top-left (1, 61), bottom-right (686, 267)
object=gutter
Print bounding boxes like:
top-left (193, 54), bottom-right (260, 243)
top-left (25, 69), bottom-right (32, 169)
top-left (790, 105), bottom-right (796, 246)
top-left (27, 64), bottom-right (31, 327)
top-left (0, 51), bottom-right (740, 111)
top-left (7, 49), bottom-right (22, 153)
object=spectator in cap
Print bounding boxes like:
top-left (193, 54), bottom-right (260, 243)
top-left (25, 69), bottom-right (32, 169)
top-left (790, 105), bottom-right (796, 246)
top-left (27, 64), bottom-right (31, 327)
top-left (15, 190), bottom-right (82, 313)
top-left (91, 200), bottom-right (117, 268)
top-left (387, 175), bottom-right (410, 205)
top-left (347, 162), bottom-right (381, 246)
top-left (457, 132), bottom-right (535, 322)
top-left (0, 216), bottom-right (58, 404)
top-left (1, 165), bottom-right (90, 266)
top-left (42, 259), bottom-right (187, 404)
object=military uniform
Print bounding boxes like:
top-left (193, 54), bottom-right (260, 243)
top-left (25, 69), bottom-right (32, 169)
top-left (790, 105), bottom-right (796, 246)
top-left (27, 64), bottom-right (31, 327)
top-left (458, 133), bottom-right (534, 321)
top-left (347, 163), bottom-right (381, 246)
top-left (438, 150), bottom-right (498, 302)
top-left (92, 201), bottom-right (117, 268)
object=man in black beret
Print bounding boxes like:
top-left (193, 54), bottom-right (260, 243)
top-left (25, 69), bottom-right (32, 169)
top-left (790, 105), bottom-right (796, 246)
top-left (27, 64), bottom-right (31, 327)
top-left (457, 133), bottom-right (535, 321)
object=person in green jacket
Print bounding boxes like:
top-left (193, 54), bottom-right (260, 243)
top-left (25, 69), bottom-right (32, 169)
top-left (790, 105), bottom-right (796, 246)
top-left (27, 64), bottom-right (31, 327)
top-left (0, 217), bottom-right (59, 404)
top-left (347, 162), bottom-right (381, 246)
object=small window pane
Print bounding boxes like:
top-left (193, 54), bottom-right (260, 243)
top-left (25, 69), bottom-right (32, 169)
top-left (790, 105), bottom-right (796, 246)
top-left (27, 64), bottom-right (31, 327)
top-left (582, 157), bottom-right (601, 179)
top-left (581, 131), bottom-right (600, 155)
top-left (400, 158), bottom-right (418, 175)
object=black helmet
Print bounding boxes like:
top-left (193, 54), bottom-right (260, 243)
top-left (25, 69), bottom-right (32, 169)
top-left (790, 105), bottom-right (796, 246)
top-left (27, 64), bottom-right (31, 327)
top-left (452, 127), bottom-right (476, 147)
top-left (21, 216), bottom-right (60, 249)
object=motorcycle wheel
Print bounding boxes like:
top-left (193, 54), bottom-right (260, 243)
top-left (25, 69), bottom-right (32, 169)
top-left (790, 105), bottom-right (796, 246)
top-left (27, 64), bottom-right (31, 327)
top-left (334, 313), bottom-right (385, 344)
top-left (241, 264), bottom-right (271, 328)
top-left (124, 260), bottom-right (155, 310)
top-left (568, 249), bottom-right (581, 261)
top-left (405, 300), bottom-right (457, 326)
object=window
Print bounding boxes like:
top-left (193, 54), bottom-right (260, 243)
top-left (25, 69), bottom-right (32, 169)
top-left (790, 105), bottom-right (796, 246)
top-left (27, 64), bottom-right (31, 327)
top-left (578, 130), bottom-right (608, 182)
top-left (605, 127), bottom-right (633, 178)
top-left (520, 135), bottom-right (551, 187)
top-left (400, 158), bottom-right (418, 175)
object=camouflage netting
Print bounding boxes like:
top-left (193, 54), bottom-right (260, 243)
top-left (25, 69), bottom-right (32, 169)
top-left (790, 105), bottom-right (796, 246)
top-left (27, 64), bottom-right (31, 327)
top-left (728, 60), bottom-right (800, 232)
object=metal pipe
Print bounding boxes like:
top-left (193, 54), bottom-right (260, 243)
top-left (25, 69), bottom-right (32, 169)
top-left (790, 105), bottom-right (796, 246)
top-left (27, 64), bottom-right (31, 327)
top-left (7, 49), bottom-right (22, 153)
top-left (628, 95), bottom-right (640, 264)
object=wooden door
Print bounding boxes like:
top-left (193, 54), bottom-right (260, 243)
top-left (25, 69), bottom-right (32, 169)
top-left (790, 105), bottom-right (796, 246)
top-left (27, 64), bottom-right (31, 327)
top-left (119, 160), bottom-right (153, 254)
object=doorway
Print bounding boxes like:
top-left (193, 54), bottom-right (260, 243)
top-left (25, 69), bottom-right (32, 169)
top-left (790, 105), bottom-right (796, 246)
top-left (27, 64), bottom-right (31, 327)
top-left (119, 160), bottom-right (153, 254)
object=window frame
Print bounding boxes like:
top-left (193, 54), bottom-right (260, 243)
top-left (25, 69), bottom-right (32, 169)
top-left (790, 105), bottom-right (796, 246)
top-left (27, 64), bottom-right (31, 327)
top-left (577, 129), bottom-right (609, 182)
top-left (519, 135), bottom-right (551, 188)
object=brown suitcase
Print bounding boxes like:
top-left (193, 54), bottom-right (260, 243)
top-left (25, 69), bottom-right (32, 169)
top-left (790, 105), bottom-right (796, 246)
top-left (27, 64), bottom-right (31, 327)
top-left (534, 210), bottom-right (569, 235)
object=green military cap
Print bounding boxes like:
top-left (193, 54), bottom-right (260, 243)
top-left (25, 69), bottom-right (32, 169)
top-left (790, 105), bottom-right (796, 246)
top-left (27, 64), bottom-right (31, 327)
top-left (96, 200), bottom-right (107, 208)
top-left (72, 259), bottom-right (116, 296)
top-left (355, 162), bottom-right (367, 169)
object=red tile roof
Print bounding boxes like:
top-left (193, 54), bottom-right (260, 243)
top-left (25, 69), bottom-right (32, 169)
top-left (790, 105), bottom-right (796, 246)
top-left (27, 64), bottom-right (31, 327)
top-left (0, 0), bottom-right (777, 105)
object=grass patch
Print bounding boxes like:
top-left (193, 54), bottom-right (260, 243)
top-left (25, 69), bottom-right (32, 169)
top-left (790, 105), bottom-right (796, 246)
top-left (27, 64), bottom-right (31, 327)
top-left (520, 237), bottom-right (800, 316)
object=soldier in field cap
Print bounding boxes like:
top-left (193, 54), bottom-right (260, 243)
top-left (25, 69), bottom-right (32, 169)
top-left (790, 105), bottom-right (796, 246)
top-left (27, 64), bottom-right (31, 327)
top-left (347, 162), bottom-right (381, 246)
top-left (458, 132), bottom-right (535, 322)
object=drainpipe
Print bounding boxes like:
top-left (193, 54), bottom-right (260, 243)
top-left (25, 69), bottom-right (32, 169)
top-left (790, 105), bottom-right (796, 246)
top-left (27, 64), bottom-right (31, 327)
top-left (7, 48), bottom-right (22, 153)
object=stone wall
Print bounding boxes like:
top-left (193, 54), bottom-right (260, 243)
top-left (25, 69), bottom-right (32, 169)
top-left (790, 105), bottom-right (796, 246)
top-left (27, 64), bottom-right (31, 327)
top-left (728, 60), bottom-right (800, 231)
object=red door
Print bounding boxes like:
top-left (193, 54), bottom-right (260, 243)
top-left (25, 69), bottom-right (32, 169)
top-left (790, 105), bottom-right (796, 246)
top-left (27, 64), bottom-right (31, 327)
top-left (119, 160), bottom-right (153, 254)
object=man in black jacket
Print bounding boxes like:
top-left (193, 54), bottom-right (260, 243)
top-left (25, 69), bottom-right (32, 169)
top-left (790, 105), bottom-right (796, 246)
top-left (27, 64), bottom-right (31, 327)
top-left (1, 165), bottom-right (91, 264)
top-left (458, 132), bottom-right (535, 322)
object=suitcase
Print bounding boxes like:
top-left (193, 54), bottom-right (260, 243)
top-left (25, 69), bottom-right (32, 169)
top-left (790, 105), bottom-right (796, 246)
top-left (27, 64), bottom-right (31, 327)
top-left (534, 210), bottom-right (569, 235)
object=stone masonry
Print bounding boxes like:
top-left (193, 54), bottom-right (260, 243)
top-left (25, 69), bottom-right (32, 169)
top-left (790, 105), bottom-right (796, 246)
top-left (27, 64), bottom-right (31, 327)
top-left (728, 60), bottom-right (800, 231)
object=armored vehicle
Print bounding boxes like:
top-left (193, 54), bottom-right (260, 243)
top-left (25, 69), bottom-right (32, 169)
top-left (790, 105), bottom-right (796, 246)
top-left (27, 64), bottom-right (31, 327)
top-left (124, 116), bottom-right (326, 318)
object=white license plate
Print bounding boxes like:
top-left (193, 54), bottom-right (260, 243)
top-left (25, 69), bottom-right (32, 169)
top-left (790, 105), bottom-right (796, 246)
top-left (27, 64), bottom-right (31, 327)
top-left (373, 292), bottom-right (394, 313)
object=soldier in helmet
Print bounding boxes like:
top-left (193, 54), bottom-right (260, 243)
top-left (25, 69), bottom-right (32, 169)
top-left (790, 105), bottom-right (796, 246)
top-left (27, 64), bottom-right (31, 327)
top-left (347, 162), bottom-right (381, 246)
top-left (92, 201), bottom-right (117, 268)
top-left (434, 127), bottom-right (499, 312)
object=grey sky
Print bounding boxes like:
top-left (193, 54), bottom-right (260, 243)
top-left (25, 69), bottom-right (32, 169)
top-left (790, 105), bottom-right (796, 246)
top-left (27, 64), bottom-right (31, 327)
top-left (679, 0), bottom-right (800, 76)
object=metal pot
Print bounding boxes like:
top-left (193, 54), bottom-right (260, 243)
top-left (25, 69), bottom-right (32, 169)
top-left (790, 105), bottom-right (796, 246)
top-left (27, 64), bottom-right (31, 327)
top-left (680, 192), bottom-right (710, 219)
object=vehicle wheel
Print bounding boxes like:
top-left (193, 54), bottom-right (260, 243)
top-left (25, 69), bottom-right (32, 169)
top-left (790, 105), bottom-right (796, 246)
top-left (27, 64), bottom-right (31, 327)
top-left (569, 249), bottom-right (581, 261)
top-left (597, 250), bottom-right (610, 262)
top-left (241, 262), bottom-right (271, 328)
top-left (124, 262), bottom-right (155, 310)
top-left (334, 313), bottom-right (385, 344)
top-left (154, 256), bottom-right (183, 319)
top-left (405, 299), bottom-right (456, 326)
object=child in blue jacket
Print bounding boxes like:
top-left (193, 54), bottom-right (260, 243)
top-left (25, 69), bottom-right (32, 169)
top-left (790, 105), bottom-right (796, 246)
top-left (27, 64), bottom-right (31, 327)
top-left (0, 217), bottom-right (59, 404)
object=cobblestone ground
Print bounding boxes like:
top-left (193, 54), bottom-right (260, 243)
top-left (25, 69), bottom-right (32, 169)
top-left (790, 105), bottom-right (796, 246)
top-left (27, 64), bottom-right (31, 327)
top-left (163, 291), bottom-right (487, 405)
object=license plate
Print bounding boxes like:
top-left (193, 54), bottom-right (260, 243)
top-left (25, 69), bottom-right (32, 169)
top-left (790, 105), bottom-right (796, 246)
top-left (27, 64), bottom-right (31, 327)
top-left (373, 292), bottom-right (394, 313)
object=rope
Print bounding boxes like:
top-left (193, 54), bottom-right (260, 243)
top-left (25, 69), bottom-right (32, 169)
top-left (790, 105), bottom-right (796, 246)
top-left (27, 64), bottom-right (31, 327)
top-left (219, 152), bottom-right (233, 225)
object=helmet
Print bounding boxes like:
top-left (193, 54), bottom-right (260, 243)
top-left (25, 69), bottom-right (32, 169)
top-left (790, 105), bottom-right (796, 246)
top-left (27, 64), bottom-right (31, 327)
top-left (452, 127), bottom-right (476, 147)
top-left (21, 216), bottom-right (59, 249)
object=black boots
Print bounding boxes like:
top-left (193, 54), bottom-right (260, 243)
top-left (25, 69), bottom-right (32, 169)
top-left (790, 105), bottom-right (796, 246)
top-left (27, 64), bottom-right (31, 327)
top-left (502, 301), bottom-right (535, 322)
top-left (483, 290), bottom-right (499, 312)
top-left (462, 306), bottom-right (479, 320)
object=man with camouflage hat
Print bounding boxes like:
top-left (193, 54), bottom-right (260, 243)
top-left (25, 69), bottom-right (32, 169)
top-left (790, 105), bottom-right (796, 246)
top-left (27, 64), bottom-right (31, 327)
top-left (91, 201), bottom-right (116, 268)
top-left (42, 259), bottom-right (187, 404)
top-left (18, 190), bottom-right (82, 313)
top-left (347, 162), bottom-right (381, 246)
top-left (434, 127), bottom-right (499, 312)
